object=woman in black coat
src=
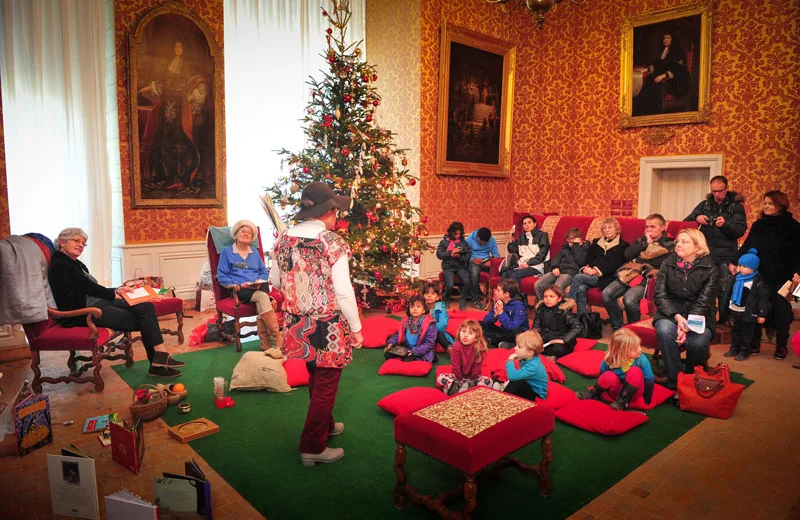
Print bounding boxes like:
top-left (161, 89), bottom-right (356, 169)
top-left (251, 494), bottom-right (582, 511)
top-left (737, 191), bottom-right (800, 359)
top-left (654, 229), bottom-right (718, 390)
top-left (533, 285), bottom-right (581, 359)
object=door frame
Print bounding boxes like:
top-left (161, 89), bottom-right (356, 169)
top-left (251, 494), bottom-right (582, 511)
top-left (638, 154), bottom-right (724, 218)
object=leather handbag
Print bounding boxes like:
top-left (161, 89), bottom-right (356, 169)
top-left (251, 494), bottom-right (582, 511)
top-left (677, 363), bottom-right (745, 419)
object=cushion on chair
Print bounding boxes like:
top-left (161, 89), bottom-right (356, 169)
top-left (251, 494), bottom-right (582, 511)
top-left (361, 316), bottom-right (401, 348)
top-left (517, 276), bottom-right (538, 295)
top-left (557, 349), bottom-right (606, 377)
top-left (623, 319), bottom-right (658, 349)
top-left (535, 382), bottom-right (578, 410)
top-left (555, 399), bottom-right (649, 435)
top-left (283, 358), bottom-right (310, 387)
top-left (540, 356), bottom-right (566, 383)
top-left (28, 325), bottom-right (112, 352)
top-left (394, 387), bottom-right (555, 474)
top-left (378, 358), bottom-right (433, 377)
top-left (377, 387), bottom-right (448, 416)
top-left (215, 297), bottom-right (258, 318)
top-left (151, 297), bottom-right (183, 316)
top-left (601, 383), bottom-right (674, 410)
top-left (586, 287), bottom-right (604, 307)
top-left (573, 338), bottom-right (598, 352)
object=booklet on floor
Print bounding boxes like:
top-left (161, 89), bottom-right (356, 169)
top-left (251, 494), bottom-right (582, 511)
top-left (105, 489), bottom-right (158, 520)
top-left (46, 449), bottom-right (99, 520)
top-left (153, 459), bottom-right (212, 520)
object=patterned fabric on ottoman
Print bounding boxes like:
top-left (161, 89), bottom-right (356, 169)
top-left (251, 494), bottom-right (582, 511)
top-left (393, 386), bottom-right (555, 517)
top-left (623, 318), bottom-right (657, 349)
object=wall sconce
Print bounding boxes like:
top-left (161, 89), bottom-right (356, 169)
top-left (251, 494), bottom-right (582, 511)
top-left (487, 0), bottom-right (586, 30)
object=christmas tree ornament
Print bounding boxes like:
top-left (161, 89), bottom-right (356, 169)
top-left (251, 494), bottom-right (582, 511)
top-left (302, 166), bottom-right (310, 173)
top-left (372, 100), bottom-right (380, 107)
top-left (355, 48), bottom-right (362, 55)
top-left (335, 107), bottom-right (341, 119)
top-left (408, 178), bottom-right (416, 186)
top-left (362, 75), bottom-right (369, 82)
top-left (326, 28), bottom-right (332, 35)
top-left (343, 94), bottom-right (352, 103)
top-left (421, 216), bottom-right (429, 223)
top-left (328, 56), bottom-right (335, 63)
top-left (413, 257), bottom-right (421, 264)
top-left (402, 157), bottom-right (408, 166)
top-left (372, 73), bottom-right (378, 81)
top-left (341, 147), bottom-right (349, 156)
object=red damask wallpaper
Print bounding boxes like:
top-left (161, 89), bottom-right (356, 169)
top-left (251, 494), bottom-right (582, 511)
top-left (0, 86), bottom-right (8, 240)
top-left (117, 0), bottom-right (226, 243)
top-left (420, 0), bottom-right (800, 233)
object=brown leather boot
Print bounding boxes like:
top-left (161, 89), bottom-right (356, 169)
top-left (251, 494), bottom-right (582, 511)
top-left (259, 311), bottom-right (283, 358)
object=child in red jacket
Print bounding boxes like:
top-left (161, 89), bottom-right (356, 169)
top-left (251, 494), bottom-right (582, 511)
top-left (436, 320), bottom-right (492, 395)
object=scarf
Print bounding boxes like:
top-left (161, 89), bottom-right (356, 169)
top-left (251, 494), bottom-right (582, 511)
top-left (676, 259), bottom-right (694, 271)
top-left (731, 270), bottom-right (757, 306)
top-left (599, 234), bottom-right (620, 253)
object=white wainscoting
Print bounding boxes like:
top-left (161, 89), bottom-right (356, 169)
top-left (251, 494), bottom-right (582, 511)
top-left (115, 241), bottom-right (207, 300)
top-left (418, 231), bottom-right (511, 280)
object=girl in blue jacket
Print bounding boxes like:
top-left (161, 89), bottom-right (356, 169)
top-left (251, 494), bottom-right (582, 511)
top-left (481, 279), bottom-right (529, 347)
top-left (423, 284), bottom-right (454, 351)
top-left (500, 330), bottom-right (548, 400)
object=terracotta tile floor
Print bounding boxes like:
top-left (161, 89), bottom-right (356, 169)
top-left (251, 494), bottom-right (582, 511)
top-left (1, 305), bottom-right (799, 520)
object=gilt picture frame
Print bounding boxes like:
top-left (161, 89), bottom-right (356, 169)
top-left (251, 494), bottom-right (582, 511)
top-left (128, 1), bottom-right (223, 208)
top-left (436, 23), bottom-right (516, 178)
top-left (619, 0), bottom-right (713, 129)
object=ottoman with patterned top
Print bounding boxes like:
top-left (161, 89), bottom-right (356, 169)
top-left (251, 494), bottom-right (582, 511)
top-left (393, 386), bottom-right (555, 519)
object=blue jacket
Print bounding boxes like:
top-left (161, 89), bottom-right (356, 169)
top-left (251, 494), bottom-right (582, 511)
top-left (483, 298), bottom-right (529, 331)
top-left (466, 230), bottom-right (500, 260)
top-left (217, 246), bottom-right (269, 287)
top-left (505, 356), bottom-right (548, 399)
top-left (430, 301), bottom-right (454, 344)
top-left (600, 353), bottom-right (655, 403)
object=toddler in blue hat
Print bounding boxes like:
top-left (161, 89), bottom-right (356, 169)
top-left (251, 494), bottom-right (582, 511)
top-left (722, 249), bottom-right (770, 361)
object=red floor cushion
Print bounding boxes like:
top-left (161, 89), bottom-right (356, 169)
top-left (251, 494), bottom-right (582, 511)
top-left (573, 338), bottom-right (598, 352)
top-left (483, 347), bottom-right (511, 373)
top-left (557, 350), bottom-right (606, 377)
top-left (378, 358), bottom-right (433, 377)
top-left (535, 382), bottom-right (577, 410)
top-left (394, 387), bottom-right (555, 474)
top-left (361, 316), bottom-right (401, 348)
top-left (623, 319), bottom-right (657, 349)
top-left (377, 387), bottom-right (448, 416)
top-left (540, 356), bottom-right (566, 383)
top-left (283, 358), bottom-right (310, 387)
top-left (445, 310), bottom-right (485, 337)
top-left (602, 382), bottom-right (675, 410)
top-left (555, 399), bottom-right (649, 435)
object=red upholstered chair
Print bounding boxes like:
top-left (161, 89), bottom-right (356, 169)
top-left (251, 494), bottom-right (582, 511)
top-left (206, 227), bottom-right (284, 353)
top-left (151, 297), bottom-right (185, 344)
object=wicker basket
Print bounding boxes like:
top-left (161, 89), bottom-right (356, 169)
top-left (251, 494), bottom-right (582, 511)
top-left (130, 384), bottom-right (167, 421)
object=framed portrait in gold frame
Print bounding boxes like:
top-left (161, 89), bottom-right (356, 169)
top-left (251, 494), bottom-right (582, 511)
top-left (128, 1), bottom-right (224, 208)
top-left (619, 0), bottom-right (713, 129)
top-left (436, 24), bottom-right (516, 178)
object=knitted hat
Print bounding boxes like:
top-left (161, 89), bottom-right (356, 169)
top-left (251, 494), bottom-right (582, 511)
top-left (231, 220), bottom-right (257, 239)
top-left (738, 248), bottom-right (760, 270)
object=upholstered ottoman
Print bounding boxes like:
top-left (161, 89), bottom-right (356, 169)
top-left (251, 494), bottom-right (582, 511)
top-left (393, 386), bottom-right (555, 518)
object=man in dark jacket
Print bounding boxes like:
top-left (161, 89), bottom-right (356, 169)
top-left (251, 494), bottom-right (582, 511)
top-left (684, 176), bottom-right (747, 324)
top-left (602, 214), bottom-right (674, 330)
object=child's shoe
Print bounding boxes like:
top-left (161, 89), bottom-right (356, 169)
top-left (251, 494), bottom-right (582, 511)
top-left (459, 300), bottom-right (468, 311)
top-left (734, 351), bottom-right (749, 361)
top-left (774, 346), bottom-right (787, 360)
top-left (491, 380), bottom-right (507, 391)
top-left (446, 381), bottom-right (462, 396)
top-left (609, 382), bottom-right (638, 411)
top-left (722, 346), bottom-right (739, 358)
top-left (576, 385), bottom-right (604, 400)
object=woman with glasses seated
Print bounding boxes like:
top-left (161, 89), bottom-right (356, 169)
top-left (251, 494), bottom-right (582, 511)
top-left (217, 220), bottom-right (282, 358)
top-left (48, 227), bottom-right (184, 378)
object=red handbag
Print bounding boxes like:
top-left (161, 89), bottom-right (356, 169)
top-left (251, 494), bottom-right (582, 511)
top-left (677, 363), bottom-right (745, 419)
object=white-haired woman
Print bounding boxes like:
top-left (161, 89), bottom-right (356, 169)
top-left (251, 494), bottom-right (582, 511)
top-left (654, 228), bottom-right (718, 390)
top-left (216, 220), bottom-right (282, 357)
top-left (48, 227), bottom-right (183, 378)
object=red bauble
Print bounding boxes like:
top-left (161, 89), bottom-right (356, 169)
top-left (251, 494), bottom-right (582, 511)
top-left (362, 75), bottom-right (369, 82)
top-left (372, 100), bottom-right (380, 107)
top-left (326, 28), bottom-right (332, 35)
top-left (380, 245), bottom-right (389, 253)
top-left (413, 257), bottom-right (421, 264)
top-left (302, 166), bottom-right (310, 173)
top-left (343, 94), bottom-right (352, 102)
top-left (421, 216), bottom-right (428, 223)
top-left (366, 210), bottom-right (373, 217)
top-left (374, 271), bottom-right (383, 279)
top-left (325, 174), bottom-right (331, 179)
top-left (408, 178), bottom-right (416, 186)
top-left (341, 147), bottom-right (349, 155)
top-left (365, 114), bottom-right (372, 122)
top-left (322, 10), bottom-right (328, 16)
top-left (372, 73), bottom-right (378, 81)
top-left (328, 56), bottom-right (335, 63)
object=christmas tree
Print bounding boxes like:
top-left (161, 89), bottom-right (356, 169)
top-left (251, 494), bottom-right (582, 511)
top-left (269, 0), bottom-right (430, 298)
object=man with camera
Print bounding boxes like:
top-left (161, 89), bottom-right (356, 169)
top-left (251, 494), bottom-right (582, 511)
top-left (684, 175), bottom-right (747, 326)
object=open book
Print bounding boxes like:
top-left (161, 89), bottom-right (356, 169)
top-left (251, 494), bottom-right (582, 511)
top-left (154, 459), bottom-right (212, 520)
top-left (260, 193), bottom-right (287, 235)
top-left (47, 448), bottom-right (99, 519)
top-left (105, 489), bottom-right (157, 520)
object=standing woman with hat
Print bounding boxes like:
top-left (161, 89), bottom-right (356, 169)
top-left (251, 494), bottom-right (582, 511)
top-left (269, 181), bottom-right (364, 466)
top-left (216, 220), bottom-right (282, 358)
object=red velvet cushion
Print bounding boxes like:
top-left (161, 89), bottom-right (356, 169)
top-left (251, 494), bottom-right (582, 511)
top-left (557, 349), bottom-right (606, 377)
top-left (623, 319), bottom-right (658, 349)
top-left (517, 276), bottom-right (538, 295)
top-left (445, 310), bottom-right (485, 337)
top-left (586, 287), bottom-right (604, 307)
top-left (151, 297), bottom-right (183, 315)
top-left (378, 358), bottom-right (433, 377)
top-left (28, 325), bottom-right (112, 352)
top-left (602, 383), bottom-right (674, 410)
top-left (394, 387), bottom-right (555, 474)
top-left (540, 356), bottom-right (566, 383)
top-left (482, 347), bottom-right (511, 373)
top-left (535, 382), bottom-right (578, 410)
top-left (377, 387), bottom-right (448, 416)
top-left (555, 399), bottom-right (649, 435)
top-left (215, 297), bottom-right (258, 317)
top-left (573, 338), bottom-right (598, 352)
top-left (283, 358), bottom-right (310, 387)
top-left (361, 316), bottom-right (401, 348)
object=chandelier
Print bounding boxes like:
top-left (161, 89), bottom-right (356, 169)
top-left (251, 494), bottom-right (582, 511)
top-left (487, 0), bottom-right (586, 30)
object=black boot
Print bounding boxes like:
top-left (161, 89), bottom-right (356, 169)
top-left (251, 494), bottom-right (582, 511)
top-left (576, 384), bottom-right (606, 400)
top-left (722, 345), bottom-right (739, 358)
top-left (610, 381), bottom-right (638, 411)
top-left (735, 344), bottom-right (750, 361)
top-left (774, 344), bottom-right (787, 360)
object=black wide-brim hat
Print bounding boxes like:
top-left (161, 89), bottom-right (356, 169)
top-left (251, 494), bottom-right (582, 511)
top-left (294, 181), bottom-right (352, 220)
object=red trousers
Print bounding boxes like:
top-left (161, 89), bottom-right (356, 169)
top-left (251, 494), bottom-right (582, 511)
top-left (598, 366), bottom-right (644, 401)
top-left (300, 362), bottom-right (343, 454)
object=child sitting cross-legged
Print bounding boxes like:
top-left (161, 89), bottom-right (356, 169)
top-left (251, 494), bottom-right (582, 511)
top-left (436, 320), bottom-right (492, 395)
top-left (493, 330), bottom-right (548, 401)
top-left (481, 279), bottom-right (529, 348)
top-left (384, 294), bottom-right (437, 362)
top-left (576, 329), bottom-right (654, 410)
top-left (533, 284), bottom-right (582, 360)
top-left (423, 283), bottom-right (454, 352)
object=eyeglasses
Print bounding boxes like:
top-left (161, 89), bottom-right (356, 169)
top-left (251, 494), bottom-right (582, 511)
top-left (68, 238), bottom-right (87, 246)
top-left (711, 188), bottom-right (727, 194)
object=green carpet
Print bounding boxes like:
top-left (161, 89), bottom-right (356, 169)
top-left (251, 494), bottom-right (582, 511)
top-left (114, 344), bottom-right (752, 519)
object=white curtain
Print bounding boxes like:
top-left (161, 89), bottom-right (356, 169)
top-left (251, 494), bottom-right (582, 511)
top-left (0, 0), bottom-right (112, 284)
top-left (224, 0), bottom-right (365, 250)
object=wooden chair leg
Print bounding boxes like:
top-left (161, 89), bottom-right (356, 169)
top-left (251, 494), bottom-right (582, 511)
top-left (92, 346), bottom-right (104, 392)
top-left (67, 350), bottom-right (78, 373)
top-left (463, 475), bottom-right (478, 518)
top-left (30, 351), bottom-right (43, 394)
top-left (176, 310), bottom-right (184, 344)
top-left (538, 433), bottom-right (553, 496)
top-left (393, 444), bottom-right (408, 509)
top-left (235, 316), bottom-right (242, 353)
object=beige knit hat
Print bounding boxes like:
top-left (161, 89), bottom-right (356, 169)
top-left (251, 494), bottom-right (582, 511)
top-left (231, 220), bottom-right (257, 239)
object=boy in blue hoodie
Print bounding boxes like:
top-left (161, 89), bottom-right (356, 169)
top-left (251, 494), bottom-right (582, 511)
top-left (497, 330), bottom-right (548, 401)
top-left (481, 279), bottom-right (529, 347)
top-left (466, 227), bottom-right (500, 310)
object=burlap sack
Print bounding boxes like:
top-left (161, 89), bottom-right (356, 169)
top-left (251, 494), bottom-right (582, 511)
top-left (230, 351), bottom-right (291, 393)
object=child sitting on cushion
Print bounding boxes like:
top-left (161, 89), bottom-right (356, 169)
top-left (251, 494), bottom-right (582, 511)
top-left (423, 283), bottom-right (454, 351)
top-left (576, 328), bottom-right (654, 410)
top-left (385, 294), bottom-right (437, 362)
top-left (722, 249), bottom-right (769, 361)
top-left (496, 330), bottom-right (548, 401)
top-left (437, 320), bottom-right (492, 396)
top-left (533, 285), bottom-right (582, 360)
top-left (481, 279), bottom-right (529, 348)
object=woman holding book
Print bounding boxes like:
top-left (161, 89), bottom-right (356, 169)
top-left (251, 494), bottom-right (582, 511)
top-left (48, 227), bottom-right (183, 378)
